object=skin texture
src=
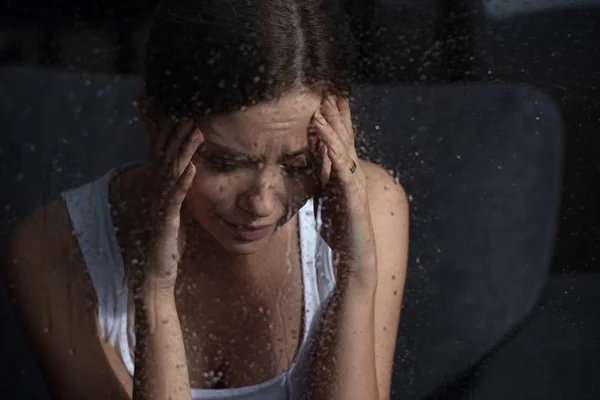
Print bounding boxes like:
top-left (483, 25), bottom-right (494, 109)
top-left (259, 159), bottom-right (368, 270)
top-left (1, 88), bottom-right (409, 400)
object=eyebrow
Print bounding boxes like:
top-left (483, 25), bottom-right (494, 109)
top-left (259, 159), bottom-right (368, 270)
top-left (203, 140), bottom-right (311, 160)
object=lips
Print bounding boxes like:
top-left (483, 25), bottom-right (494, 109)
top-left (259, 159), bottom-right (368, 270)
top-left (220, 217), bottom-right (276, 241)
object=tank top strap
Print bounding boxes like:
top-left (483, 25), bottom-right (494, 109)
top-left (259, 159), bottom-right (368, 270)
top-left (61, 168), bottom-right (135, 374)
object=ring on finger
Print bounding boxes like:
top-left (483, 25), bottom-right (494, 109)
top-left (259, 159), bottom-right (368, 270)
top-left (349, 159), bottom-right (357, 174)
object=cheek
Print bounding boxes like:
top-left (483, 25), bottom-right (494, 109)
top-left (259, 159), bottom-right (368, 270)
top-left (186, 173), bottom-right (238, 212)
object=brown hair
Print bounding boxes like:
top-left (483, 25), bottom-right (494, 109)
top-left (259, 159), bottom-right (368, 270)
top-left (144, 0), bottom-right (355, 118)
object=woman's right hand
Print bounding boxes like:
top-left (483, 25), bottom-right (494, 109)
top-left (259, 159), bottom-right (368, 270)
top-left (134, 117), bottom-right (204, 294)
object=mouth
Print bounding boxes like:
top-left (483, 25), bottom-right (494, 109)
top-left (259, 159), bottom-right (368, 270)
top-left (219, 217), bottom-right (276, 242)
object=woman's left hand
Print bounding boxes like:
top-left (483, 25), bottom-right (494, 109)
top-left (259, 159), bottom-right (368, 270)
top-left (311, 95), bottom-right (377, 284)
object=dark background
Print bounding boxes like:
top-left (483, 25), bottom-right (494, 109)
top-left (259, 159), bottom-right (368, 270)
top-left (2, 0), bottom-right (599, 274)
top-left (1, 0), bottom-right (599, 399)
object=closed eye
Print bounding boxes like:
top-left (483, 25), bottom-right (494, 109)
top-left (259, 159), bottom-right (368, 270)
top-left (204, 155), bottom-right (255, 173)
top-left (208, 157), bottom-right (238, 172)
top-left (283, 162), bottom-right (314, 177)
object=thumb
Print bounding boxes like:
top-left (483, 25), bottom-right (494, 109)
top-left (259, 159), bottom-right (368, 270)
top-left (177, 222), bottom-right (187, 260)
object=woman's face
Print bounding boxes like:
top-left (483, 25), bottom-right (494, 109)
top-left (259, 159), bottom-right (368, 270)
top-left (185, 90), bottom-right (322, 254)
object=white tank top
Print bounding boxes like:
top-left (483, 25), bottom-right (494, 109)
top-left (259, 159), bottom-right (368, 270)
top-left (60, 166), bottom-right (336, 399)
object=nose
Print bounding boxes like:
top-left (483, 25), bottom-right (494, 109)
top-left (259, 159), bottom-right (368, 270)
top-left (236, 169), bottom-right (283, 219)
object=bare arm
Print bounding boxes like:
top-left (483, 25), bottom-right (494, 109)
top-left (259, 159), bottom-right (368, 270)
top-left (132, 287), bottom-right (190, 400)
top-left (310, 161), bottom-right (409, 400)
top-left (1, 202), bottom-right (132, 400)
top-left (3, 200), bottom-right (194, 400)
top-left (311, 273), bottom-right (380, 400)
top-left (308, 94), bottom-right (409, 400)
top-left (131, 117), bottom-right (204, 400)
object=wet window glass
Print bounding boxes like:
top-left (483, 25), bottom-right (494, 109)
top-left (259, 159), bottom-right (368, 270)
top-left (0, 0), bottom-right (598, 399)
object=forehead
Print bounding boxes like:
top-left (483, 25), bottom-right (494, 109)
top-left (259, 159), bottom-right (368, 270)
top-left (200, 90), bottom-right (322, 152)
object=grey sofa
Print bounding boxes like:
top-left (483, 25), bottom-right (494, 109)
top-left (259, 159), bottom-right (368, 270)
top-left (0, 66), bottom-right (562, 399)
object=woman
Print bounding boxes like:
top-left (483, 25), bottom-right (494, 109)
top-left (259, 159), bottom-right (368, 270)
top-left (2, 0), bottom-right (408, 399)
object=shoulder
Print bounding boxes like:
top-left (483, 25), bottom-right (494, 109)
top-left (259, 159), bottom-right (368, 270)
top-left (4, 200), bottom-right (76, 274)
top-left (359, 159), bottom-right (409, 230)
top-left (2, 201), bottom-right (132, 398)
top-left (2, 199), bottom-right (93, 327)
top-left (359, 159), bottom-right (409, 280)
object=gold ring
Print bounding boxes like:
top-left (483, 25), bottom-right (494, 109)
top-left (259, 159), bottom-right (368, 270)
top-left (349, 159), bottom-right (357, 174)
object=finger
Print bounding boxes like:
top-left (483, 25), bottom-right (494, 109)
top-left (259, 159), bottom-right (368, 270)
top-left (321, 95), bottom-right (352, 149)
top-left (157, 118), bottom-right (196, 191)
top-left (164, 118), bottom-right (196, 164)
top-left (164, 162), bottom-right (196, 225)
top-left (314, 110), bottom-right (355, 180)
top-left (152, 113), bottom-right (171, 160)
top-left (320, 142), bottom-right (332, 184)
top-left (174, 128), bottom-right (204, 178)
top-left (336, 96), bottom-right (353, 138)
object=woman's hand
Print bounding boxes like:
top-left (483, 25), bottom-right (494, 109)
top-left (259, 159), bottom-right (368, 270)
top-left (134, 117), bottom-right (204, 294)
top-left (311, 95), bottom-right (377, 284)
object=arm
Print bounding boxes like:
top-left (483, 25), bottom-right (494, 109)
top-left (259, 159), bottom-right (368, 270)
top-left (3, 202), bottom-right (194, 400)
top-left (132, 286), bottom-right (190, 400)
top-left (131, 117), bottom-right (203, 400)
top-left (1, 202), bottom-right (133, 399)
top-left (311, 161), bottom-right (409, 400)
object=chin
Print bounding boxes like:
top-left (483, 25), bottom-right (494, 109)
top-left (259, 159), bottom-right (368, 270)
top-left (216, 235), bottom-right (273, 255)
